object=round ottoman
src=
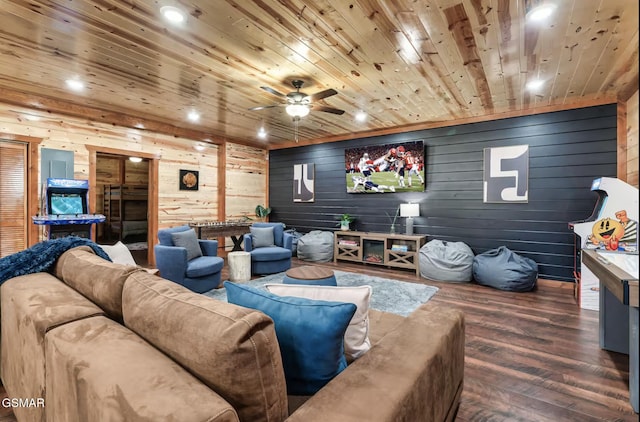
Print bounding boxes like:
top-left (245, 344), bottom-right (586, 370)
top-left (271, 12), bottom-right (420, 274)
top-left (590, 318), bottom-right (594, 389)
top-left (283, 266), bottom-right (337, 286)
top-left (228, 251), bottom-right (251, 282)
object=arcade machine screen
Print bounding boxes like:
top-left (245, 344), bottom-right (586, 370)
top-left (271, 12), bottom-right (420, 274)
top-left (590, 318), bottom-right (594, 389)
top-left (49, 193), bottom-right (85, 215)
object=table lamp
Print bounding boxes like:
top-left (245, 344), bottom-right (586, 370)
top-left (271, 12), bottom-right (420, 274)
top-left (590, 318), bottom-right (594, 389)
top-left (400, 203), bottom-right (420, 235)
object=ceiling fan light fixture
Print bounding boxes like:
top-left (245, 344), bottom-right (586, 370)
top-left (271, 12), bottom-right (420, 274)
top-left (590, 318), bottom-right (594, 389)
top-left (286, 103), bottom-right (310, 118)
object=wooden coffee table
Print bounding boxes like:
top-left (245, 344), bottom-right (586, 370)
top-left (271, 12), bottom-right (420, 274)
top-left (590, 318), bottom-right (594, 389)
top-left (284, 266), bottom-right (336, 285)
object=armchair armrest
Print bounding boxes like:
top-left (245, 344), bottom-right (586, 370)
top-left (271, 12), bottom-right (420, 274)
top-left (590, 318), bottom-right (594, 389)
top-left (287, 303), bottom-right (465, 422)
top-left (243, 233), bottom-right (254, 252)
top-left (154, 245), bottom-right (188, 283)
top-left (199, 239), bottom-right (219, 257)
top-left (282, 232), bottom-right (293, 251)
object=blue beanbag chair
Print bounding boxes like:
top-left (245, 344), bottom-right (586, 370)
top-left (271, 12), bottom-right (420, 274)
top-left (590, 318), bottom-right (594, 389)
top-left (472, 246), bottom-right (538, 292)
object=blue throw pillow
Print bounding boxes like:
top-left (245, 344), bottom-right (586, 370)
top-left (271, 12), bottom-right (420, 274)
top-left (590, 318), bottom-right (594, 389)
top-left (224, 281), bottom-right (356, 395)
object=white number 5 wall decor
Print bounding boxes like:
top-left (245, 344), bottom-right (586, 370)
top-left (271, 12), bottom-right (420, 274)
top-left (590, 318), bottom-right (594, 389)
top-left (483, 145), bottom-right (529, 203)
top-left (293, 163), bottom-right (315, 202)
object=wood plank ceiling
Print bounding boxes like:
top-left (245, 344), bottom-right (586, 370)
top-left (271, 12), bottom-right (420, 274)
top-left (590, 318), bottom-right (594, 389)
top-left (0, 0), bottom-right (638, 149)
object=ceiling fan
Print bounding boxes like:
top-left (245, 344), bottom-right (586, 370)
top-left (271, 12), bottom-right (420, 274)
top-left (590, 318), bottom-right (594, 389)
top-left (249, 79), bottom-right (345, 118)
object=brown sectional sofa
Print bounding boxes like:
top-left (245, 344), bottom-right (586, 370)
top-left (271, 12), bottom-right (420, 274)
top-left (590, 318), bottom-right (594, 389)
top-left (0, 246), bottom-right (465, 422)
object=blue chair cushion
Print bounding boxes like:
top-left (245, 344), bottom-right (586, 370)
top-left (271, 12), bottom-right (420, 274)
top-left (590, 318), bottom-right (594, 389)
top-left (171, 229), bottom-right (203, 261)
top-left (251, 223), bottom-right (284, 246)
top-left (186, 256), bottom-right (224, 278)
top-left (283, 274), bottom-right (337, 286)
top-left (250, 226), bottom-right (275, 248)
top-left (225, 282), bottom-right (356, 395)
top-left (158, 225), bottom-right (191, 246)
top-left (251, 247), bottom-right (291, 262)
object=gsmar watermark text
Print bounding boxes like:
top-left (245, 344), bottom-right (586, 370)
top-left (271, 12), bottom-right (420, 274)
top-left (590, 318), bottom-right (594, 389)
top-left (2, 397), bottom-right (45, 408)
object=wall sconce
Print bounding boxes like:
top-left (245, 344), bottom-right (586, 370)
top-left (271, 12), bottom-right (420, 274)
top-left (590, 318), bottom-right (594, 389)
top-left (400, 203), bottom-right (420, 235)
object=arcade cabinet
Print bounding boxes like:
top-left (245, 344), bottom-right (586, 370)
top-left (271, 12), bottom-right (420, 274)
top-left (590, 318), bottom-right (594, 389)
top-left (32, 178), bottom-right (106, 239)
top-left (569, 177), bottom-right (638, 311)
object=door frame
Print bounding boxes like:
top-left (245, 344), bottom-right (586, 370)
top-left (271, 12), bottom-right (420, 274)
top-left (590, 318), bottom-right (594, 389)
top-left (86, 145), bottom-right (160, 266)
top-left (0, 133), bottom-right (42, 248)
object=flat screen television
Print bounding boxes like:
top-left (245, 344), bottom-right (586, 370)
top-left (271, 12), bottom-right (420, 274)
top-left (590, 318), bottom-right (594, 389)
top-left (49, 193), bottom-right (85, 215)
top-left (345, 140), bottom-right (425, 193)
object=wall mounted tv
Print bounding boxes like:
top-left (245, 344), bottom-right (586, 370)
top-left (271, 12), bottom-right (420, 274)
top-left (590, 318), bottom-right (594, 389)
top-left (345, 140), bottom-right (425, 193)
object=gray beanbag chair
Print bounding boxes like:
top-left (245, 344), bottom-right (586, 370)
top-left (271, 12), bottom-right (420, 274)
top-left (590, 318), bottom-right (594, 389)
top-left (297, 231), bottom-right (334, 262)
top-left (419, 239), bottom-right (474, 282)
top-left (472, 246), bottom-right (538, 292)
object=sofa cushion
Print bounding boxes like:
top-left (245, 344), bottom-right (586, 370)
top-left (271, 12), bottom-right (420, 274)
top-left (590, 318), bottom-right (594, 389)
top-left (185, 255), bottom-right (224, 278)
top-left (122, 271), bottom-right (287, 422)
top-left (45, 316), bottom-right (239, 422)
top-left (265, 284), bottom-right (372, 360)
top-left (250, 226), bottom-right (275, 248)
top-left (171, 229), bottom-right (203, 261)
top-left (53, 246), bottom-right (141, 321)
top-left (1, 273), bottom-right (104, 422)
top-left (225, 282), bottom-right (357, 395)
top-left (99, 241), bottom-right (137, 266)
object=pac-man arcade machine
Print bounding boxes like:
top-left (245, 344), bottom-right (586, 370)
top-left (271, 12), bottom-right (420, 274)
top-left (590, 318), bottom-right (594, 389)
top-left (569, 177), bottom-right (637, 310)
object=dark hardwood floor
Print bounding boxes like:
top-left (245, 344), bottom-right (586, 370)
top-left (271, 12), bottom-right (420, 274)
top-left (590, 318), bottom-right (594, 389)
top-left (1, 256), bottom-right (636, 421)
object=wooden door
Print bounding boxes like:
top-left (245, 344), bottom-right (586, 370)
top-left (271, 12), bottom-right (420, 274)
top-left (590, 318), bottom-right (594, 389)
top-left (0, 141), bottom-right (27, 257)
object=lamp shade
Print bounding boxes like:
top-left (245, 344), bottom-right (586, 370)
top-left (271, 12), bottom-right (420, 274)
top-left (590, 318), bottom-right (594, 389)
top-left (286, 103), bottom-right (310, 117)
top-left (400, 203), bottom-right (420, 217)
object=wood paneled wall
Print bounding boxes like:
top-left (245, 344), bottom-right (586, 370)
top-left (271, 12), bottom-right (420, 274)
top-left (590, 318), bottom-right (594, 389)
top-left (626, 90), bottom-right (639, 187)
top-left (269, 105), bottom-right (619, 282)
top-left (0, 102), bottom-right (267, 241)
top-left (225, 143), bottom-right (268, 219)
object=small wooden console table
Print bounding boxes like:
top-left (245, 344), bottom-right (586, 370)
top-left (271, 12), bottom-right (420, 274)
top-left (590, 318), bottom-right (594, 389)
top-left (334, 231), bottom-right (427, 276)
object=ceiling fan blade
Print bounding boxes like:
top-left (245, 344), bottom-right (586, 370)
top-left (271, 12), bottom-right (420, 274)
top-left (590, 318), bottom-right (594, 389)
top-left (260, 86), bottom-right (286, 98)
top-left (313, 105), bottom-right (345, 115)
top-left (248, 104), bottom-right (281, 111)
top-left (307, 88), bottom-right (338, 101)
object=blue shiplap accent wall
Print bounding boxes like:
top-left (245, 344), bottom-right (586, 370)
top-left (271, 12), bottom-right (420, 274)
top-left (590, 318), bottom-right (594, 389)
top-left (268, 104), bottom-right (617, 282)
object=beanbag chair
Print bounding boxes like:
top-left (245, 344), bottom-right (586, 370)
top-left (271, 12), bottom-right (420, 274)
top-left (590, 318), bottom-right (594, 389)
top-left (472, 246), bottom-right (538, 292)
top-left (284, 228), bottom-right (304, 256)
top-left (297, 231), bottom-right (334, 262)
top-left (419, 239), bottom-right (474, 282)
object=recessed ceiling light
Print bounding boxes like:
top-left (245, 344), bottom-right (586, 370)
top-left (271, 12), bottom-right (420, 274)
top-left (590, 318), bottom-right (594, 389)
top-left (194, 143), bottom-right (206, 151)
top-left (65, 79), bottom-right (85, 92)
top-left (526, 79), bottom-right (545, 91)
top-left (21, 113), bottom-right (41, 121)
top-left (160, 6), bottom-right (186, 24)
top-left (257, 128), bottom-right (267, 139)
top-left (187, 110), bottom-right (200, 122)
top-left (355, 111), bottom-right (367, 122)
top-left (527, 3), bottom-right (556, 22)
top-left (129, 157), bottom-right (143, 163)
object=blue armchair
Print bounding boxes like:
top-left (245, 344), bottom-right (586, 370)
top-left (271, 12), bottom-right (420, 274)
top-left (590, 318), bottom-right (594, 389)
top-left (243, 222), bottom-right (293, 275)
top-left (154, 225), bottom-right (224, 293)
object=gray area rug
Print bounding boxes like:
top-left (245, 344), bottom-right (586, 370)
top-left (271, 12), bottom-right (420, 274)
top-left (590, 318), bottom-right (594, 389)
top-left (203, 270), bottom-right (438, 317)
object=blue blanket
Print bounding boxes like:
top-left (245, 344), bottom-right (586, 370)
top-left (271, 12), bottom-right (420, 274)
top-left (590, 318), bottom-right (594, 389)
top-left (0, 237), bottom-right (111, 284)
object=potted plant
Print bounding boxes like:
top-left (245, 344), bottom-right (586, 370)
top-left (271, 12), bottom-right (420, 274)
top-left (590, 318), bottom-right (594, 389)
top-left (338, 213), bottom-right (355, 231)
top-left (255, 204), bottom-right (271, 222)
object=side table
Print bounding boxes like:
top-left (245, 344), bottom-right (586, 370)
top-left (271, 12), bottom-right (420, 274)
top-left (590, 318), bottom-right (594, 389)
top-left (228, 251), bottom-right (251, 282)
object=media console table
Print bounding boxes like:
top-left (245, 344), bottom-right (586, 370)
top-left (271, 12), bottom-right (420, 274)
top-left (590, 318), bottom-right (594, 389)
top-left (334, 231), bottom-right (427, 276)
